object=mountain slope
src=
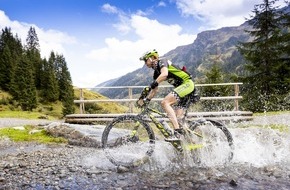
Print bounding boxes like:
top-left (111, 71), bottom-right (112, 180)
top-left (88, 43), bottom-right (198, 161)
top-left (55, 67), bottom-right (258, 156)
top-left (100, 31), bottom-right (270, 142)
top-left (96, 21), bottom-right (251, 98)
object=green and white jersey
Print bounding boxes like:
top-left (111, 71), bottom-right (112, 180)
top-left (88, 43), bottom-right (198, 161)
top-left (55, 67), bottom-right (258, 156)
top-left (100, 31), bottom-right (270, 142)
top-left (153, 59), bottom-right (192, 87)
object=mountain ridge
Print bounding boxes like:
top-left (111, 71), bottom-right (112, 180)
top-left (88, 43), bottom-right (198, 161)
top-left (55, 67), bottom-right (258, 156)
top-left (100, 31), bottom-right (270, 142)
top-left (95, 21), bottom-right (251, 98)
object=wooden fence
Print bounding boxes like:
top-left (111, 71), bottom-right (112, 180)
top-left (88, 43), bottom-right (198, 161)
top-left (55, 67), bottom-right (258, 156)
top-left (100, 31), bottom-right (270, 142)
top-left (65, 82), bottom-right (254, 123)
top-left (74, 82), bottom-right (243, 114)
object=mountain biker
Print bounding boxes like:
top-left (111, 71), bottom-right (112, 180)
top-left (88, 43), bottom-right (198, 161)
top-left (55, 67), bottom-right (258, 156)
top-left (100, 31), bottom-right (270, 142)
top-left (138, 49), bottom-right (195, 142)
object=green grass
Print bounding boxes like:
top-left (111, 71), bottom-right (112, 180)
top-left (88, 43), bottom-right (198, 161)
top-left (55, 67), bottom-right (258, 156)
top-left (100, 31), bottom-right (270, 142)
top-left (267, 124), bottom-right (290, 132)
top-left (253, 110), bottom-right (290, 116)
top-left (0, 110), bottom-right (57, 120)
top-left (0, 89), bottom-right (129, 119)
top-left (0, 126), bottom-right (67, 144)
top-left (238, 124), bottom-right (289, 133)
top-left (74, 88), bottom-right (128, 114)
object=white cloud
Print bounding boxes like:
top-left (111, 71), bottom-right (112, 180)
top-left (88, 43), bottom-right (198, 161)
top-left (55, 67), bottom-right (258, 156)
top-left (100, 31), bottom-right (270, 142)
top-left (113, 14), bottom-right (132, 34)
top-left (131, 15), bottom-right (195, 53)
top-left (101, 3), bottom-right (118, 14)
top-left (0, 10), bottom-right (76, 59)
top-left (101, 3), bottom-right (132, 34)
top-left (37, 29), bottom-right (77, 59)
top-left (158, 1), bottom-right (167, 7)
top-left (174, 0), bottom-right (288, 30)
top-left (85, 14), bottom-right (196, 86)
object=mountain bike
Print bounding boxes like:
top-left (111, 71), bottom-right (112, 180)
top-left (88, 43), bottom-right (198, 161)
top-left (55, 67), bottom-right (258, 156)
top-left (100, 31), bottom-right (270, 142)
top-left (101, 87), bottom-right (234, 168)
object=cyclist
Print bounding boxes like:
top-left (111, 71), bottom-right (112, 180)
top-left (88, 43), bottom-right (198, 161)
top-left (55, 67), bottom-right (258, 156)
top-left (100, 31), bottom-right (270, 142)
top-left (138, 49), bottom-right (195, 141)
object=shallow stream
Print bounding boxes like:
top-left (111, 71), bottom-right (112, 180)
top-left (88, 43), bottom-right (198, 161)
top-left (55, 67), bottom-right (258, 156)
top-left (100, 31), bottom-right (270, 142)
top-left (0, 114), bottom-right (289, 189)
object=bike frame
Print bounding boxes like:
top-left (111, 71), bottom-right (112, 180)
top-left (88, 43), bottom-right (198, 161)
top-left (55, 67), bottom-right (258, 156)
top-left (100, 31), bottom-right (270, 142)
top-left (137, 105), bottom-right (188, 151)
top-left (102, 88), bottom-right (233, 167)
top-left (132, 87), bottom-right (203, 152)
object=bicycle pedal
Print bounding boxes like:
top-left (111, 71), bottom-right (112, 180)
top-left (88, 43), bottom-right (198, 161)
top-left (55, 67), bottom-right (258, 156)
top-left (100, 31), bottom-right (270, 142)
top-left (164, 138), bottom-right (181, 142)
top-left (128, 135), bottom-right (139, 143)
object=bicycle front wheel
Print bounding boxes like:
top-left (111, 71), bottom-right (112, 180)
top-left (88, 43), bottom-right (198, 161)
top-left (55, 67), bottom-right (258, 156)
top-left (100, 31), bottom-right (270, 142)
top-left (102, 115), bottom-right (155, 167)
top-left (188, 118), bottom-right (234, 164)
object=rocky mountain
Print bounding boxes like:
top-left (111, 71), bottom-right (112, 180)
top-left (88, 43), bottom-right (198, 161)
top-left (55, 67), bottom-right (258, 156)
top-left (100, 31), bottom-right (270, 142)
top-left (96, 21), bottom-right (251, 98)
top-left (167, 22), bottom-right (251, 77)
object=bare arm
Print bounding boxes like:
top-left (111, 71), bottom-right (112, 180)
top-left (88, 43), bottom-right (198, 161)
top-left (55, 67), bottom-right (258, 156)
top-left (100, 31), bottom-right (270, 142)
top-left (147, 87), bottom-right (158, 100)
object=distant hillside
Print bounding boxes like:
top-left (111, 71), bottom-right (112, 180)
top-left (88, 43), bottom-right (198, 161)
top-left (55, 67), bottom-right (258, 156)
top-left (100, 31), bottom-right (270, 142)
top-left (96, 77), bottom-right (120, 87)
top-left (73, 88), bottom-right (128, 114)
top-left (95, 66), bottom-right (155, 98)
top-left (0, 88), bottom-right (128, 118)
top-left (165, 23), bottom-right (251, 79)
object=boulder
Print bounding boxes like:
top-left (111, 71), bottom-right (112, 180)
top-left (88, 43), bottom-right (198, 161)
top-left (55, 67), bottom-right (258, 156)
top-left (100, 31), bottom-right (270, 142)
top-left (45, 122), bottom-right (104, 148)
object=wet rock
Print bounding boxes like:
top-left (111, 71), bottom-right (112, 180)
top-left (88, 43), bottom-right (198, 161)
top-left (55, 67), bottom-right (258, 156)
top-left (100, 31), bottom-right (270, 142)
top-left (38, 115), bottom-right (49, 120)
top-left (229, 179), bottom-right (238, 186)
top-left (46, 123), bottom-right (103, 147)
top-left (117, 166), bottom-right (130, 173)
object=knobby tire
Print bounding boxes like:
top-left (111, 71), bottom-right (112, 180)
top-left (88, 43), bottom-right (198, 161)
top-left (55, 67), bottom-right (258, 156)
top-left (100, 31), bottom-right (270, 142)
top-left (189, 119), bottom-right (234, 164)
top-left (101, 115), bottom-right (155, 167)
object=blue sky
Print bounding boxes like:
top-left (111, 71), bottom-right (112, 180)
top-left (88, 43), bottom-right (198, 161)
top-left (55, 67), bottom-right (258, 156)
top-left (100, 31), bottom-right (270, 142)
top-left (0, 0), bottom-right (288, 87)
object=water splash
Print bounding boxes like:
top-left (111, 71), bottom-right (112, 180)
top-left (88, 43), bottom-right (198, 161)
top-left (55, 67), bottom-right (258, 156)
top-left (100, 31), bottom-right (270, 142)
top-left (231, 127), bottom-right (290, 167)
top-left (82, 114), bottom-right (290, 171)
top-left (82, 149), bottom-right (116, 170)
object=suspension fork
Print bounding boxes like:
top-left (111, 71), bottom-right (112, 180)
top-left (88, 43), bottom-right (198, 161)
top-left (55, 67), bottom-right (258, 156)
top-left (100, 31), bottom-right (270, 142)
top-left (128, 115), bottom-right (146, 138)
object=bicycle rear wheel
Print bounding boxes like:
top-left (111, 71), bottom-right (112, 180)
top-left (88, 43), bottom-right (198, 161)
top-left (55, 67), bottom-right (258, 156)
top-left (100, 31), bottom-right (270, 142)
top-left (102, 115), bottom-right (155, 167)
top-left (188, 118), bottom-right (234, 164)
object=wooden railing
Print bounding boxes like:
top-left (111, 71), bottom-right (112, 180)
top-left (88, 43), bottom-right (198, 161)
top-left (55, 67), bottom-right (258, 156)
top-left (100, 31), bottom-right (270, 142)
top-left (74, 83), bottom-right (243, 114)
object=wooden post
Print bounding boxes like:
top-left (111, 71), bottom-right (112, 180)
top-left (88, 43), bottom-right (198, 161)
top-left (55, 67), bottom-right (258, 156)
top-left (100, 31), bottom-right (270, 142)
top-left (128, 87), bottom-right (133, 113)
top-left (234, 84), bottom-right (239, 111)
top-left (80, 88), bottom-right (85, 114)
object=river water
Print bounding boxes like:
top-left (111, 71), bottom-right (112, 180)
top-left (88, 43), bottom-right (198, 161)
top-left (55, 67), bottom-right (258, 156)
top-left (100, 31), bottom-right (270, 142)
top-left (81, 113), bottom-right (290, 189)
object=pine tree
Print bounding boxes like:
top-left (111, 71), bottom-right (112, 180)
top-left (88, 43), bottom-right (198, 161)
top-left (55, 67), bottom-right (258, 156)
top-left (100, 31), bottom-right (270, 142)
top-left (278, 3), bottom-right (290, 109)
top-left (40, 57), bottom-right (59, 102)
top-left (237, 0), bottom-right (288, 112)
top-left (25, 26), bottom-right (42, 89)
top-left (0, 27), bottom-right (23, 91)
top-left (54, 54), bottom-right (75, 116)
top-left (13, 54), bottom-right (37, 111)
top-left (202, 64), bottom-right (231, 111)
top-left (0, 45), bottom-right (12, 90)
top-left (0, 26), bottom-right (76, 113)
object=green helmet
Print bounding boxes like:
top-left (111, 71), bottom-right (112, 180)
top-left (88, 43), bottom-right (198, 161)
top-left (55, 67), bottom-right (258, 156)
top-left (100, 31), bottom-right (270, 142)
top-left (139, 49), bottom-right (159, 61)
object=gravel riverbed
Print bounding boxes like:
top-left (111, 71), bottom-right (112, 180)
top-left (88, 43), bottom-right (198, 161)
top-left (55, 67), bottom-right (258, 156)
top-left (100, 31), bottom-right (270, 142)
top-left (0, 138), bottom-right (290, 189)
top-left (0, 115), bottom-right (290, 189)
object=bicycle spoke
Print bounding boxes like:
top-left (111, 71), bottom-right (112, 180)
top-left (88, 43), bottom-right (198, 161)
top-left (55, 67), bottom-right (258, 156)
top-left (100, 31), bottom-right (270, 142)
top-left (188, 119), bottom-right (234, 165)
top-left (102, 115), bottom-right (155, 167)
